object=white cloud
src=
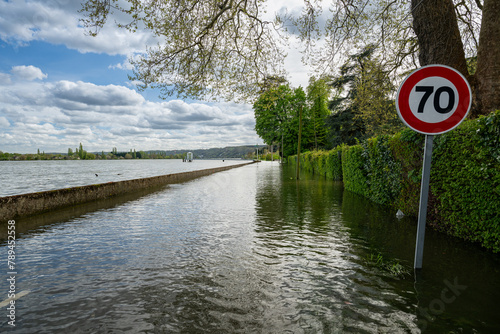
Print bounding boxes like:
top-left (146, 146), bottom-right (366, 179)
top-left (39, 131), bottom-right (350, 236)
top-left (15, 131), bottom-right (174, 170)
top-left (0, 0), bottom-right (320, 153)
top-left (0, 0), bottom-right (312, 87)
top-left (126, 80), bottom-right (145, 88)
top-left (52, 81), bottom-right (145, 108)
top-left (0, 117), bottom-right (10, 127)
top-left (0, 73), bottom-right (12, 85)
top-left (109, 60), bottom-right (135, 71)
top-left (0, 0), bottom-right (157, 55)
top-left (0, 76), bottom-right (260, 153)
top-left (11, 65), bottom-right (48, 81)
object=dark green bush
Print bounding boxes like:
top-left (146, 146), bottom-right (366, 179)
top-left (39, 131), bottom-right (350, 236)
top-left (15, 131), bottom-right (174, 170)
top-left (363, 135), bottom-right (402, 206)
top-left (477, 110), bottom-right (500, 162)
top-left (342, 144), bottom-right (369, 197)
top-left (301, 151), bottom-right (314, 173)
top-left (325, 146), bottom-right (343, 180)
top-left (388, 129), bottom-right (425, 217)
top-left (342, 136), bottom-right (403, 206)
top-left (294, 147), bottom-right (343, 180)
top-left (292, 110), bottom-right (500, 252)
top-left (431, 111), bottom-right (500, 252)
top-left (262, 153), bottom-right (280, 161)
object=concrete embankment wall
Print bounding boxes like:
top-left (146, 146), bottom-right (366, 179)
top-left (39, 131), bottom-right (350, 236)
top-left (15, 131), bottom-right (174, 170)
top-left (0, 161), bottom-right (256, 219)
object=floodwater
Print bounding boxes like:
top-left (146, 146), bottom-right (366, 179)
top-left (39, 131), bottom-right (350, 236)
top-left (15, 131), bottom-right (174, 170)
top-left (0, 161), bottom-right (499, 333)
top-left (0, 159), bottom-right (247, 197)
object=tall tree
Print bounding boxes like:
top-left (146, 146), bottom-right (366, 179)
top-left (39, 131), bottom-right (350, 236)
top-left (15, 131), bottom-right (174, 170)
top-left (81, 0), bottom-right (499, 114)
top-left (326, 56), bottom-right (367, 147)
top-left (80, 0), bottom-right (286, 100)
top-left (475, 0), bottom-right (500, 115)
top-left (253, 85), bottom-right (289, 148)
top-left (409, 0), bottom-right (498, 116)
top-left (78, 143), bottom-right (87, 159)
top-left (325, 104), bottom-right (365, 147)
top-left (286, 87), bottom-right (307, 157)
top-left (326, 45), bottom-right (400, 143)
top-left (306, 76), bottom-right (331, 150)
top-left (411, 0), bottom-right (468, 74)
top-left (253, 84), bottom-right (307, 158)
top-left (352, 49), bottom-right (401, 137)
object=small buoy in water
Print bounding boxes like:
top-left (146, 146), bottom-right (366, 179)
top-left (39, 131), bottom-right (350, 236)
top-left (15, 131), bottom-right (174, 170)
top-left (95, 174), bottom-right (98, 177)
top-left (396, 209), bottom-right (404, 219)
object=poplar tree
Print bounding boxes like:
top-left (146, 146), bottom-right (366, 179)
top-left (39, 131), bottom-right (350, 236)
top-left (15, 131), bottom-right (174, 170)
top-left (306, 76), bottom-right (330, 150)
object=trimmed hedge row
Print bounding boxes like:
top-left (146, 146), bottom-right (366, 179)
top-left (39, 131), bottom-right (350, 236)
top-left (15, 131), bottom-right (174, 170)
top-left (430, 113), bottom-right (500, 252)
top-left (292, 110), bottom-right (500, 252)
top-left (289, 146), bottom-right (343, 181)
top-left (261, 153), bottom-right (280, 161)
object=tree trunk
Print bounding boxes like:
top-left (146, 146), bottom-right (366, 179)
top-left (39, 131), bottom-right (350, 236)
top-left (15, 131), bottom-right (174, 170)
top-left (475, 0), bottom-right (500, 115)
top-left (296, 105), bottom-right (303, 180)
top-left (281, 133), bottom-right (284, 164)
top-left (412, 0), bottom-right (500, 117)
top-left (411, 0), bottom-right (468, 76)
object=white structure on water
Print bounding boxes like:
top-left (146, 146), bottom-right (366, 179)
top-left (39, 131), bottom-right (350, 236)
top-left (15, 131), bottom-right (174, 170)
top-left (186, 152), bottom-right (193, 162)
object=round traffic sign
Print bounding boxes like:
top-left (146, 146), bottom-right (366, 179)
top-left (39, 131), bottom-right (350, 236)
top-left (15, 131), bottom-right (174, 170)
top-left (396, 64), bottom-right (471, 135)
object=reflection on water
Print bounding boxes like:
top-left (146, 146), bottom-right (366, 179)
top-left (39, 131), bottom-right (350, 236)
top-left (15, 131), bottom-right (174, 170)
top-left (0, 162), bottom-right (499, 333)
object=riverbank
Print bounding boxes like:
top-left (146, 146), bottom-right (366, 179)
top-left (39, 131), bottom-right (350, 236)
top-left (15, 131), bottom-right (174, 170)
top-left (0, 161), bottom-right (256, 219)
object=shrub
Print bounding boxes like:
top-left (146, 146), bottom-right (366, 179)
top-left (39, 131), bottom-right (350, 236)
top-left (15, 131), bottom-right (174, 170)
top-left (431, 112), bottom-right (500, 252)
top-left (292, 110), bottom-right (500, 252)
top-left (363, 135), bottom-right (402, 206)
top-left (325, 146), bottom-right (343, 180)
top-left (388, 129), bottom-right (425, 217)
top-left (342, 144), bottom-right (369, 197)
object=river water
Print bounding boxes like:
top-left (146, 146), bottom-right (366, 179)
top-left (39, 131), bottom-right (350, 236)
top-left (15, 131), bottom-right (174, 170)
top-left (1, 161), bottom-right (499, 333)
top-left (0, 159), bottom-right (248, 197)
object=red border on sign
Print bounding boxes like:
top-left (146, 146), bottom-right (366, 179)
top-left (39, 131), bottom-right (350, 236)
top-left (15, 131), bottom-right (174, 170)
top-left (397, 65), bottom-right (471, 135)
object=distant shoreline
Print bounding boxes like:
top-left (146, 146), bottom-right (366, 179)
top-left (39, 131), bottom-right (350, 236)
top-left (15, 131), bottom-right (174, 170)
top-left (0, 145), bottom-right (266, 161)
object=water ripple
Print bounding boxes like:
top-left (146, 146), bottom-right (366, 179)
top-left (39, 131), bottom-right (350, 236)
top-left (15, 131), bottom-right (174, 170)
top-left (1, 162), bottom-right (498, 332)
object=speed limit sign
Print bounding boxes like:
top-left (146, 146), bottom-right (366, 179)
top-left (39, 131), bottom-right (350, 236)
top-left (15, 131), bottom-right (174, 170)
top-left (396, 64), bottom-right (472, 269)
top-left (396, 64), bottom-right (472, 135)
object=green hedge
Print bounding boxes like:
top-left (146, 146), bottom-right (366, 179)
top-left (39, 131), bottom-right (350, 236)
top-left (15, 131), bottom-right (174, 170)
top-left (293, 147), bottom-right (343, 181)
top-left (326, 147), bottom-right (343, 180)
top-left (430, 111), bottom-right (500, 252)
top-left (364, 135), bottom-right (402, 206)
top-left (341, 144), bottom-right (369, 197)
top-left (292, 110), bottom-right (500, 252)
top-left (388, 129), bottom-right (425, 217)
top-left (262, 153), bottom-right (280, 161)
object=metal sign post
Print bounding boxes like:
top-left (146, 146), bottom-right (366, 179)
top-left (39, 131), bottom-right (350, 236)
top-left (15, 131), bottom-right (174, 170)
top-left (396, 64), bottom-right (472, 270)
top-left (414, 134), bottom-right (434, 269)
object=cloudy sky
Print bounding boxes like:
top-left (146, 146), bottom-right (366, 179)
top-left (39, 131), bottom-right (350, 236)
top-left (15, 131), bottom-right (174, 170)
top-left (0, 0), bottom-right (310, 154)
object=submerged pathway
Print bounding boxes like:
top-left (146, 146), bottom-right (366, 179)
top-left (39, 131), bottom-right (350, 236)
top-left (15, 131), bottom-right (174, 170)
top-left (0, 162), bottom-right (499, 332)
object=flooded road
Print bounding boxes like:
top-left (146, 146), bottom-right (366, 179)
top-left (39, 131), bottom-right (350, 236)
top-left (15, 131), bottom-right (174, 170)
top-left (1, 162), bottom-right (499, 332)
